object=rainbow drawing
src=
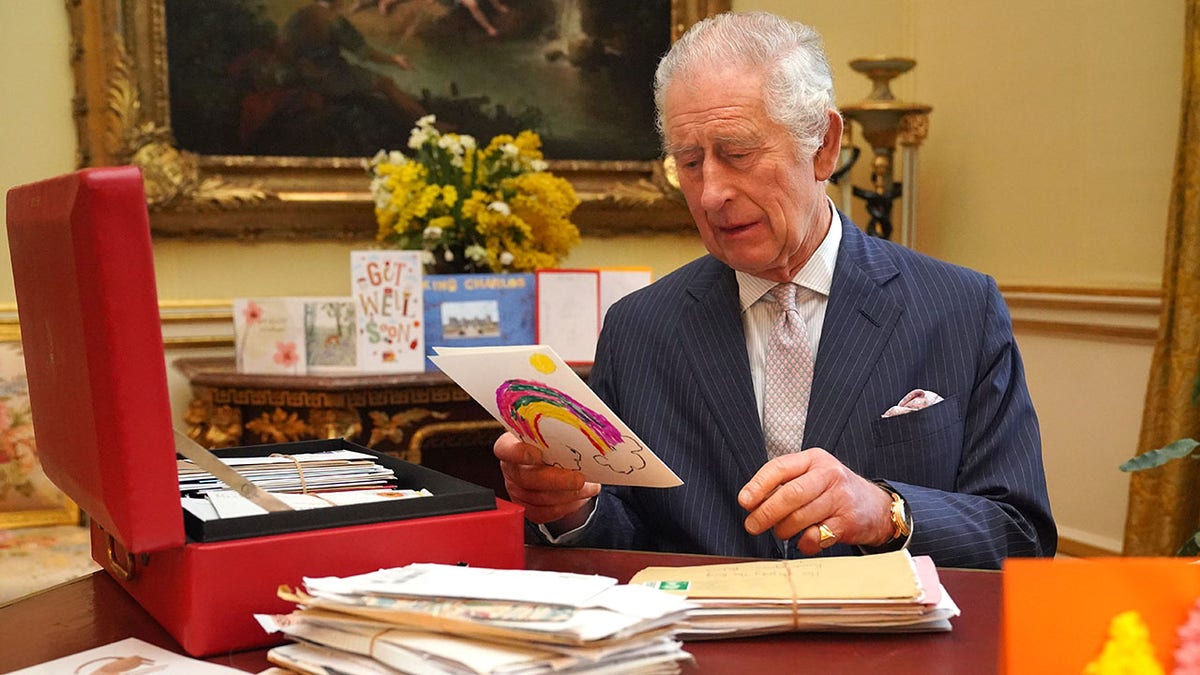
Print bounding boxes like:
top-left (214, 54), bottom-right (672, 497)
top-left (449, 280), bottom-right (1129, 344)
top-left (495, 379), bottom-right (623, 457)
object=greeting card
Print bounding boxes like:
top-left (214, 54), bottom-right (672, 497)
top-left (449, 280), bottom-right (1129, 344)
top-left (351, 250), bottom-right (424, 373)
top-left (233, 298), bottom-right (306, 375)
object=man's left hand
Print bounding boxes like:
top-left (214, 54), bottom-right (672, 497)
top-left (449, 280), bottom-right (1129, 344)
top-left (738, 448), bottom-right (895, 555)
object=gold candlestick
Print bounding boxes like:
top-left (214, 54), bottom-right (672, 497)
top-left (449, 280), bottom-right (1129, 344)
top-left (840, 57), bottom-right (932, 247)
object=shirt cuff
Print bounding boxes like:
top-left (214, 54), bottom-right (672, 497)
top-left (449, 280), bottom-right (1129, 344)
top-left (536, 498), bottom-right (599, 545)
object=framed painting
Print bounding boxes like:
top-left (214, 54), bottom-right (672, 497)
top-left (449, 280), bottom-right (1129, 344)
top-left (67, 0), bottom-right (730, 241)
top-left (0, 330), bottom-right (81, 529)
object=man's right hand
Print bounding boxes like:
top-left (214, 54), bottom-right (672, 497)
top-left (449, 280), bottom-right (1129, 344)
top-left (493, 431), bottom-right (600, 526)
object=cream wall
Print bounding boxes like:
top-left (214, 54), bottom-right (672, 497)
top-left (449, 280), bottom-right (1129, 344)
top-left (0, 3), bottom-right (77, 302)
top-left (1, 2), bottom-right (1184, 554)
top-left (747, 0), bottom-right (1179, 288)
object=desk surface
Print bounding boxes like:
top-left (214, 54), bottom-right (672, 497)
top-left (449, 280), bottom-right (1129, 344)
top-left (0, 547), bottom-right (1001, 674)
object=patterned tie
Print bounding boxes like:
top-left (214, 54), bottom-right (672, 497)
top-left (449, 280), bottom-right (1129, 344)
top-left (763, 282), bottom-right (815, 460)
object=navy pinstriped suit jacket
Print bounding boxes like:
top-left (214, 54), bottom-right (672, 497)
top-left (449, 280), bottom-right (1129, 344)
top-left (542, 212), bottom-right (1056, 569)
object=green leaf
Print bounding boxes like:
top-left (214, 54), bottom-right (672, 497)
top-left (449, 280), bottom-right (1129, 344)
top-left (1119, 438), bottom-right (1200, 472)
top-left (1177, 529), bottom-right (1200, 557)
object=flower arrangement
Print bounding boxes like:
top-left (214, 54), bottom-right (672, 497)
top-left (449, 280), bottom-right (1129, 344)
top-left (369, 115), bottom-right (581, 274)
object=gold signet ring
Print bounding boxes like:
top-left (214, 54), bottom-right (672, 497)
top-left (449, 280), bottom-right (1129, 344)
top-left (817, 523), bottom-right (838, 548)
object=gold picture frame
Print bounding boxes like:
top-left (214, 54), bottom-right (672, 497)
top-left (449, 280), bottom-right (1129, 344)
top-left (67, 0), bottom-right (730, 241)
top-left (0, 326), bottom-right (81, 530)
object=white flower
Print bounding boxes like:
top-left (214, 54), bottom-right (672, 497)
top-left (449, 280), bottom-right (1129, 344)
top-left (443, 249), bottom-right (455, 262)
top-left (421, 250), bottom-right (436, 266)
top-left (388, 150), bottom-right (407, 165)
top-left (499, 251), bottom-right (515, 266)
top-left (487, 201), bottom-right (511, 215)
top-left (465, 245), bottom-right (487, 261)
top-left (500, 143), bottom-right (519, 158)
top-left (371, 149), bottom-right (387, 165)
top-left (460, 135), bottom-right (477, 151)
top-left (423, 225), bottom-right (443, 240)
top-left (531, 159), bottom-right (548, 172)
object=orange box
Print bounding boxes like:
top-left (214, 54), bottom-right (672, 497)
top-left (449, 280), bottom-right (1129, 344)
top-left (1002, 557), bottom-right (1200, 673)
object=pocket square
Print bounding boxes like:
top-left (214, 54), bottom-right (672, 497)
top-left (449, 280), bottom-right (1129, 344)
top-left (881, 389), bottom-right (945, 418)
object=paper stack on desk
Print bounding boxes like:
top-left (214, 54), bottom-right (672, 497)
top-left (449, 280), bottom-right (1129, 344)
top-left (629, 550), bottom-right (960, 639)
top-left (257, 563), bottom-right (696, 674)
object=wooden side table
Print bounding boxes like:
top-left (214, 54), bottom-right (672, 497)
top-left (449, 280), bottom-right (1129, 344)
top-left (173, 357), bottom-right (591, 497)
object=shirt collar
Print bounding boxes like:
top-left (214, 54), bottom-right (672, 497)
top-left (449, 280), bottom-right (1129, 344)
top-left (736, 196), bottom-right (842, 311)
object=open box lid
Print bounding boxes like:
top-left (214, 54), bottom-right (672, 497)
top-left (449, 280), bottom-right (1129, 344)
top-left (6, 166), bottom-right (184, 553)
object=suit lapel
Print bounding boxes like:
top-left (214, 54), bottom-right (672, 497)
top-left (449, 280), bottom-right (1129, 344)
top-left (805, 216), bottom-right (903, 450)
top-left (677, 259), bottom-right (766, 480)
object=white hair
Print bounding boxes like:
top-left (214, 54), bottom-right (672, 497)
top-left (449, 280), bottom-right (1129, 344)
top-left (654, 11), bottom-right (838, 158)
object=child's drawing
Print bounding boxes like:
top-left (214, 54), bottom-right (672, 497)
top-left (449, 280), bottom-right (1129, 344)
top-left (429, 346), bottom-right (680, 488)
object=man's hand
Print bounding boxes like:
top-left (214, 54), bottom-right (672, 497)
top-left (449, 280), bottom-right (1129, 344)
top-left (738, 448), bottom-right (895, 555)
top-left (494, 432), bottom-right (600, 526)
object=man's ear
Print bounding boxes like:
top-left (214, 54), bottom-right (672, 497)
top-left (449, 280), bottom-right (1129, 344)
top-left (813, 111), bottom-right (844, 181)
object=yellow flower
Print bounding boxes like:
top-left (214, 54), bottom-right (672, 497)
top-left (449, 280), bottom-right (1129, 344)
top-left (368, 117), bottom-right (579, 274)
top-left (1084, 611), bottom-right (1165, 675)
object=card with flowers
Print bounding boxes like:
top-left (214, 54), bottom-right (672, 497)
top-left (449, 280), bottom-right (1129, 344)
top-left (233, 298), bottom-right (307, 375)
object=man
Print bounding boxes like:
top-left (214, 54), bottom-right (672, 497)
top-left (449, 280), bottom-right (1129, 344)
top-left (493, 11), bottom-right (1056, 569)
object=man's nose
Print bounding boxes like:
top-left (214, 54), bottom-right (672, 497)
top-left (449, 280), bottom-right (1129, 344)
top-left (698, 163), bottom-right (735, 211)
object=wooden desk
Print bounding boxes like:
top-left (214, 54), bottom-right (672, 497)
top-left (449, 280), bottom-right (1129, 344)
top-left (174, 357), bottom-right (588, 498)
top-left (0, 547), bottom-right (1002, 674)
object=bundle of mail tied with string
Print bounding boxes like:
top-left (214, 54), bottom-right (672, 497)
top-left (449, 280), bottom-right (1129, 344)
top-left (629, 549), bottom-right (959, 639)
top-left (256, 563), bottom-right (696, 674)
top-left (177, 446), bottom-right (426, 521)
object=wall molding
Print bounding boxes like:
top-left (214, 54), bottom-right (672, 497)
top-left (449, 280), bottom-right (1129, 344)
top-left (1057, 536), bottom-right (1121, 558)
top-left (1, 284), bottom-right (1164, 349)
top-left (1001, 286), bottom-right (1161, 343)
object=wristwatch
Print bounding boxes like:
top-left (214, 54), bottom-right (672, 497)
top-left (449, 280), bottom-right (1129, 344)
top-left (875, 481), bottom-right (912, 542)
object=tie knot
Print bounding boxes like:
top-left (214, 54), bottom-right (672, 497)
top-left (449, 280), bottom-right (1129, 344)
top-left (768, 283), bottom-right (799, 312)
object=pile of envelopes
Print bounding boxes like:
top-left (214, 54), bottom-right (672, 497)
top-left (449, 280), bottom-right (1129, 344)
top-left (629, 549), bottom-right (960, 638)
top-left (257, 563), bottom-right (696, 674)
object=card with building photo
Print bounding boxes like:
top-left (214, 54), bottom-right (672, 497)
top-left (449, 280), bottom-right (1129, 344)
top-left (421, 273), bottom-right (536, 371)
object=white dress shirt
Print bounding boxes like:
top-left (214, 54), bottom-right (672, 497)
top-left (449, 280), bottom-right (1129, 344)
top-left (737, 197), bottom-right (842, 426)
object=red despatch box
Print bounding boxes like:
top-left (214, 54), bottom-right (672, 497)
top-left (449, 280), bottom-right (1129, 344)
top-left (5, 166), bottom-right (526, 657)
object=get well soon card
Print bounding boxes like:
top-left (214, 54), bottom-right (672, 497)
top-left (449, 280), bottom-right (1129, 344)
top-left (429, 345), bottom-right (681, 488)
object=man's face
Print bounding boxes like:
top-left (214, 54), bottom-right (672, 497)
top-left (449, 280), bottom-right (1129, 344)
top-left (664, 65), bottom-right (836, 282)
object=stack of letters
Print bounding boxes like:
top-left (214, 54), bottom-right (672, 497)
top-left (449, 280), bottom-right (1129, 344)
top-left (178, 449), bottom-right (421, 521)
top-left (257, 563), bottom-right (695, 674)
top-left (629, 549), bottom-right (959, 639)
